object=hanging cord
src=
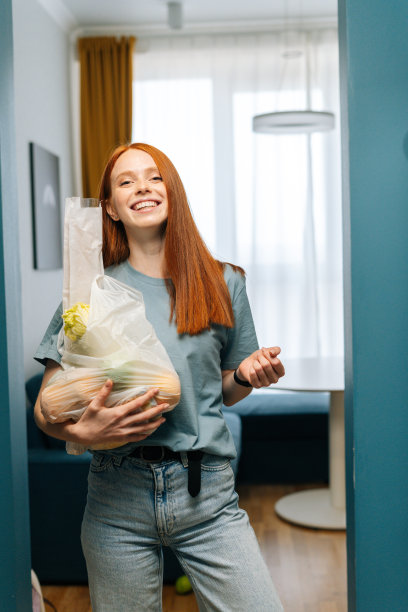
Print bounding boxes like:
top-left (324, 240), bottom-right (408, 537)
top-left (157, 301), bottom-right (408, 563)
top-left (277, 0), bottom-right (304, 109)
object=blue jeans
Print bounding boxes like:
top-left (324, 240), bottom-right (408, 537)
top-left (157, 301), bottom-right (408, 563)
top-left (81, 452), bottom-right (283, 611)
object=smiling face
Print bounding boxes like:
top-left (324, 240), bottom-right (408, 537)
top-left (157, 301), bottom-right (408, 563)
top-left (108, 148), bottom-right (168, 236)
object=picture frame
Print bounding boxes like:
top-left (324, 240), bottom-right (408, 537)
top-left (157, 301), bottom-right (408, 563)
top-left (29, 142), bottom-right (62, 270)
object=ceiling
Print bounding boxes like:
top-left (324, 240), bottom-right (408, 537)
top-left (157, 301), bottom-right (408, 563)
top-left (54, 0), bottom-right (337, 31)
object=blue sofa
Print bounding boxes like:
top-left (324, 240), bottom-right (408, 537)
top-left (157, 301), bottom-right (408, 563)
top-left (225, 388), bottom-right (329, 484)
top-left (26, 374), bottom-right (329, 584)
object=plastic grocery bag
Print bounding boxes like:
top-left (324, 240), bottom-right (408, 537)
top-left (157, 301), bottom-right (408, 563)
top-left (41, 198), bottom-right (180, 454)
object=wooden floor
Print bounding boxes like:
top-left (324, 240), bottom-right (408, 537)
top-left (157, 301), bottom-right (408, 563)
top-left (42, 484), bottom-right (347, 612)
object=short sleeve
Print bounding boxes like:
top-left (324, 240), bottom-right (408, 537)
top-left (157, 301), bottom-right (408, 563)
top-left (220, 269), bottom-right (259, 370)
top-left (34, 303), bottom-right (63, 366)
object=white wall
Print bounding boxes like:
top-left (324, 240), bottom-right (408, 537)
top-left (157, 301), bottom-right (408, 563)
top-left (12, 0), bottom-right (74, 378)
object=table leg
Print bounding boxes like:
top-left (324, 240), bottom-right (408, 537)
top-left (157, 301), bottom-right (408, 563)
top-left (274, 390), bottom-right (346, 530)
top-left (329, 390), bottom-right (345, 509)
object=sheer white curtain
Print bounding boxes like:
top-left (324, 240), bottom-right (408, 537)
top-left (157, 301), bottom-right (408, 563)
top-left (132, 29), bottom-right (343, 359)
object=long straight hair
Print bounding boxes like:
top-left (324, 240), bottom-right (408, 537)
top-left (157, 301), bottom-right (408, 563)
top-left (99, 142), bottom-right (244, 335)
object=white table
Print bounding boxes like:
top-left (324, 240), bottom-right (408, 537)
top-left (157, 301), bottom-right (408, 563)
top-left (273, 357), bottom-right (346, 530)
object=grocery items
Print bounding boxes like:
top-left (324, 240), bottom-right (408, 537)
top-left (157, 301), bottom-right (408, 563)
top-left (41, 198), bottom-right (180, 454)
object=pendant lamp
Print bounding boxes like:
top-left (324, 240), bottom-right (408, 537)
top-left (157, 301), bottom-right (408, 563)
top-left (252, 2), bottom-right (334, 135)
top-left (253, 110), bottom-right (335, 134)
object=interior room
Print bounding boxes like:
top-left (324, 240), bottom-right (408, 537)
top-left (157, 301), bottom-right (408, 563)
top-left (1, 0), bottom-right (408, 611)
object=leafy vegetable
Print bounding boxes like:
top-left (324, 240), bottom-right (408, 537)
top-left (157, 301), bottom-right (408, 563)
top-left (62, 302), bottom-right (90, 341)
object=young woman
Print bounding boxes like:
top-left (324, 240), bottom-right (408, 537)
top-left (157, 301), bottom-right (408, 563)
top-left (34, 143), bottom-right (285, 611)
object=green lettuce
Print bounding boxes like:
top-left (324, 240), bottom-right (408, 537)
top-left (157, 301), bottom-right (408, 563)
top-left (62, 302), bottom-right (90, 342)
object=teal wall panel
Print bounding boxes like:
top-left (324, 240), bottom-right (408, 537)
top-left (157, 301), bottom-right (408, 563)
top-left (0, 0), bottom-right (32, 609)
top-left (339, 1), bottom-right (408, 610)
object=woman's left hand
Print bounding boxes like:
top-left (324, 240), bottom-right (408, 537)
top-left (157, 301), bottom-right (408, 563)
top-left (236, 346), bottom-right (285, 389)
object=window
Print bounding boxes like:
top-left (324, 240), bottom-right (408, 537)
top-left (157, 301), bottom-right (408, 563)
top-left (132, 30), bottom-right (343, 357)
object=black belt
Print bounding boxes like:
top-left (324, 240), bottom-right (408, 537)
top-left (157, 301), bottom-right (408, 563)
top-left (130, 445), bottom-right (180, 462)
top-left (129, 446), bottom-right (204, 497)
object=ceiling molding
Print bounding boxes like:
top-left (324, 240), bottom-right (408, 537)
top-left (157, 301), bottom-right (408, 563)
top-left (37, 0), bottom-right (78, 32)
top-left (71, 16), bottom-right (337, 42)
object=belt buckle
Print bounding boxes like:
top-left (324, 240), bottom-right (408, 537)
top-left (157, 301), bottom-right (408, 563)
top-left (140, 446), bottom-right (165, 462)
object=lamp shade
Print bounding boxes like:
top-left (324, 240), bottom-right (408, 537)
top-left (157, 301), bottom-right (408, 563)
top-left (253, 110), bottom-right (335, 134)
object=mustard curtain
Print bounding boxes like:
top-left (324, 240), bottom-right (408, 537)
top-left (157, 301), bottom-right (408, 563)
top-left (78, 36), bottom-right (136, 198)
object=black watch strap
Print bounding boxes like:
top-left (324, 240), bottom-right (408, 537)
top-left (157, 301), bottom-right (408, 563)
top-left (233, 369), bottom-right (252, 388)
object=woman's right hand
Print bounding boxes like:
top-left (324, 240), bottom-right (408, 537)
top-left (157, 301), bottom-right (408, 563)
top-left (68, 380), bottom-right (168, 448)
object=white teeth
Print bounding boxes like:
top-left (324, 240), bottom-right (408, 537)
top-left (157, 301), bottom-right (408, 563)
top-left (134, 200), bottom-right (158, 211)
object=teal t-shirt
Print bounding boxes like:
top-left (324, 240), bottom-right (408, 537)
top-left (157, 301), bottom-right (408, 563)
top-left (34, 261), bottom-right (259, 458)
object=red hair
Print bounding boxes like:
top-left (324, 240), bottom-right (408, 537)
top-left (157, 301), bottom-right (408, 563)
top-left (99, 143), bottom-right (244, 335)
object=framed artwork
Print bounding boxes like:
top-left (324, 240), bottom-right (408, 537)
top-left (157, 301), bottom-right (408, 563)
top-left (29, 142), bottom-right (62, 270)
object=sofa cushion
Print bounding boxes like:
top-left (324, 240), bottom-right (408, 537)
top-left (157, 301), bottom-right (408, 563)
top-left (26, 373), bottom-right (50, 449)
top-left (225, 388), bottom-right (330, 417)
top-left (224, 388), bottom-right (330, 484)
top-left (26, 406), bottom-right (48, 449)
top-left (26, 373), bottom-right (43, 406)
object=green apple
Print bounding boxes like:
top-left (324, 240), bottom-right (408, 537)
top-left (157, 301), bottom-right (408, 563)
top-left (175, 574), bottom-right (193, 595)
